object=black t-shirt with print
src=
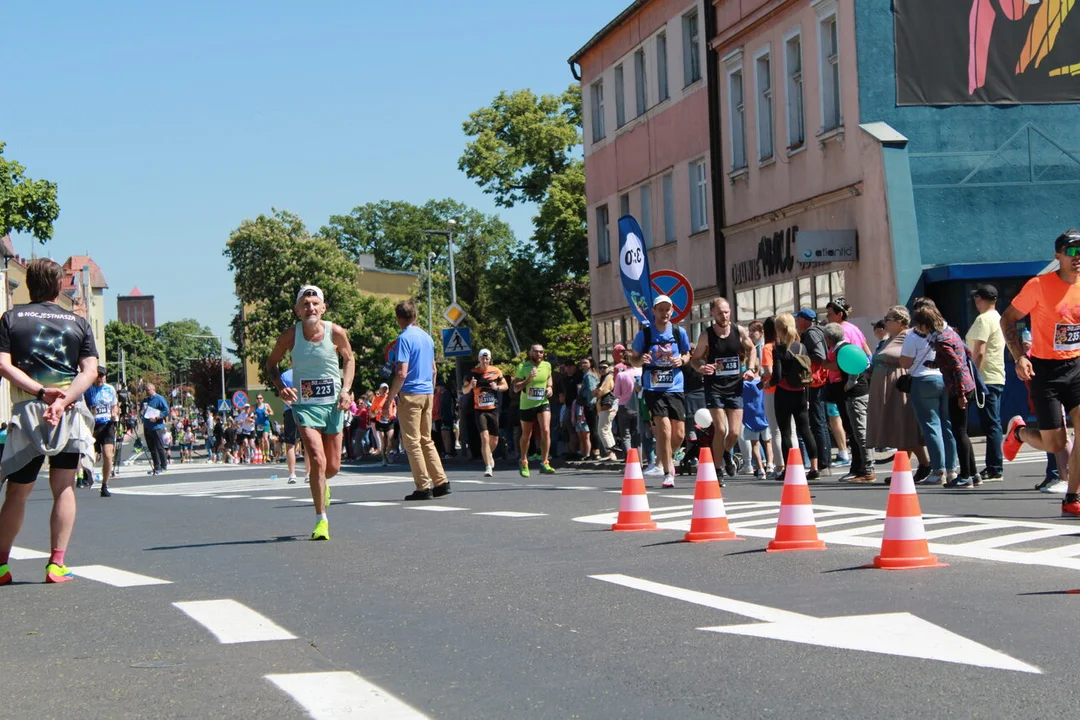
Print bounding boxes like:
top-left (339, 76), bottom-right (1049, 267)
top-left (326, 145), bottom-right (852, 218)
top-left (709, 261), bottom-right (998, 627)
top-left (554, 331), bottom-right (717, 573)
top-left (0, 302), bottom-right (97, 400)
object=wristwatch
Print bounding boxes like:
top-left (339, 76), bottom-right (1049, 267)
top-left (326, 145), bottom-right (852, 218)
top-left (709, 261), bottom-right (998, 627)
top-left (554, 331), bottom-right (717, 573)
top-left (35, 387), bottom-right (46, 401)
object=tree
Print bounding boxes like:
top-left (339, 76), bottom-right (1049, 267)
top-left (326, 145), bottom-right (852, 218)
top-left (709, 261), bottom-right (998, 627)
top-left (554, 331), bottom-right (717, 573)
top-left (187, 357), bottom-right (235, 411)
top-left (0, 142), bottom-right (60, 242)
top-left (544, 320), bottom-right (592, 364)
top-left (104, 321), bottom-right (167, 390)
top-left (224, 209), bottom-right (402, 393)
top-left (155, 320), bottom-right (220, 376)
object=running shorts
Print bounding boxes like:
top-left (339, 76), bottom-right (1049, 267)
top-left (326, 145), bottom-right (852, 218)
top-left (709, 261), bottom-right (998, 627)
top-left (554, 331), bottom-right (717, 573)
top-left (281, 409), bottom-right (297, 445)
top-left (519, 403), bottom-right (550, 422)
top-left (292, 404), bottom-right (345, 435)
top-left (93, 421), bottom-right (116, 453)
top-left (6, 452), bottom-right (80, 485)
top-left (644, 391), bottom-right (685, 421)
top-left (1030, 357), bottom-right (1080, 430)
top-left (705, 386), bottom-right (743, 411)
top-left (476, 409), bottom-right (499, 434)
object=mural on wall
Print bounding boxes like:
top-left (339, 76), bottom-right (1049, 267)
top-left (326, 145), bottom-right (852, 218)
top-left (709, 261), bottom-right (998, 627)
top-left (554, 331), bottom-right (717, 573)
top-left (896, 0), bottom-right (1080, 105)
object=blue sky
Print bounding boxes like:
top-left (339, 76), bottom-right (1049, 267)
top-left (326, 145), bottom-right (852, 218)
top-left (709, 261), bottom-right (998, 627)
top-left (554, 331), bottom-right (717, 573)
top-left (2, 0), bottom-right (624, 353)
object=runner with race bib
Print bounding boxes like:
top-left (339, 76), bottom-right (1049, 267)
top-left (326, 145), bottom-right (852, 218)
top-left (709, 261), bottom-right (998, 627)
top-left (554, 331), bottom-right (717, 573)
top-left (464, 348), bottom-right (507, 477)
top-left (512, 343), bottom-right (555, 477)
top-left (82, 365), bottom-right (119, 496)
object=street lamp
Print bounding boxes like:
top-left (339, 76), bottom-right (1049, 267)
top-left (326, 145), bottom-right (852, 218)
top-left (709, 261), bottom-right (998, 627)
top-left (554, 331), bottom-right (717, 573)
top-left (183, 334), bottom-right (226, 403)
top-left (426, 251), bottom-right (436, 336)
top-left (423, 219), bottom-right (460, 387)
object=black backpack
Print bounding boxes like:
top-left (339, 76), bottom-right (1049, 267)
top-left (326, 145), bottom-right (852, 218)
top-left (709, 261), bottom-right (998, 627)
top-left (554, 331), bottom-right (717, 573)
top-left (781, 342), bottom-right (813, 388)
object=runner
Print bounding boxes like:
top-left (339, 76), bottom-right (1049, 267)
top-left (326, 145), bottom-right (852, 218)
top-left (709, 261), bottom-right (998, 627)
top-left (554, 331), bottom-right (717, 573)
top-left (237, 403), bottom-right (256, 462)
top-left (0, 258), bottom-right (98, 585)
top-left (691, 298), bottom-right (758, 478)
top-left (83, 366), bottom-right (119, 497)
top-left (628, 295), bottom-right (692, 488)
top-left (1001, 230), bottom-right (1080, 516)
top-left (464, 348), bottom-right (507, 477)
top-left (253, 393), bottom-right (275, 461)
top-left (279, 369), bottom-right (300, 483)
top-left (371, 383), bottom-right (396, 466)
top-left (266, 285), bottom-right (355, 540)
top-left (512, 343), bottom-right (555, 477)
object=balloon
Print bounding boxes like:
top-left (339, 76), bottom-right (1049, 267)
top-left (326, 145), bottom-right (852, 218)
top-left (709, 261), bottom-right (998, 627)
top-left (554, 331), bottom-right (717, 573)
top-left (837, 343), bottom-right (870, 375)
top-left (694, 408), bottom-right (712, 429)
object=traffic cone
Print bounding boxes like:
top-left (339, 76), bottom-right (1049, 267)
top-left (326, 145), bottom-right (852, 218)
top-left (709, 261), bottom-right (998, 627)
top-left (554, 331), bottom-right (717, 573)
top-left (767, 448), bottom-right (826, 552)
top-left (871, 452), bottom-right (947, 570)
top-left (254, 447), bottom-right (263, 465)
top-left (611, 448), bottom-right (658, 532)
top-left (684, 447), bottom-right (742, 542)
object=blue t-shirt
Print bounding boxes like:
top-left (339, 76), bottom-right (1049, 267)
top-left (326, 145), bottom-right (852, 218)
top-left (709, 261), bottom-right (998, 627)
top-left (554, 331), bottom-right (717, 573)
top-left (254, 405), bottom-right (269, 426)
top-left (280, 369), bottom-right (294, 413)
top-left (632, 325), bottom-right (691, 393)
top-left (395, 324), bottom-right (435, 395)
top-left (741, 380), bottom-right (769, 432)
top-left (141, 394), bottom-right (170, 431)
top-left (84, 383), bottom-right (118, 425)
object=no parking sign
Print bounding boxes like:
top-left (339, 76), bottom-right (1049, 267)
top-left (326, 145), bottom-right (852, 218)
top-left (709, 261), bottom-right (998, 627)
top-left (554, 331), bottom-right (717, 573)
top-left (650, 270), bottom-right (694, 323)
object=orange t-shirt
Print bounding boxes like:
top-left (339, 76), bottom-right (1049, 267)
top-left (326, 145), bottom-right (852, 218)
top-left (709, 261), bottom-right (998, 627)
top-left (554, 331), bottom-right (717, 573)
top-left (471, 367), bottom-right (504, 410)
top-left (371, 395), bottom-right (396, 420)
top-left (761, 343), bottom-right (776, 394)
top-left (1011, 273), bottom-right (1080, 361)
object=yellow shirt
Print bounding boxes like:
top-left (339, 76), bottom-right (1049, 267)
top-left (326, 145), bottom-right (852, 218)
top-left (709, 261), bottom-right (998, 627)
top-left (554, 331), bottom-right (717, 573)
top-left (966, 309), bottom-right (1005, 386)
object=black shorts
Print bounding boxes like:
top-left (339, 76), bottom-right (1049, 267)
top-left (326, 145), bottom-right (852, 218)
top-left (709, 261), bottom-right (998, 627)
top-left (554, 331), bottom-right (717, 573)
top-left (93, 421), bottom-right (116, 452)
top-left (705, 385), bottom-right (744, 411)
top-left (644, 391), bottom-right (685, 422)
top-left (282, 409), bottom-right (297, 445)
top-left (6, 452), bottom-right (81, 485)
top-left (519, 404), bottom-right (551, 422)
top-left (1031, 357), bottom-right (1080, 430)
top-left (476, 409), bottom-right (499, 434)
top-left (375, 420), bottom-right (394, 433)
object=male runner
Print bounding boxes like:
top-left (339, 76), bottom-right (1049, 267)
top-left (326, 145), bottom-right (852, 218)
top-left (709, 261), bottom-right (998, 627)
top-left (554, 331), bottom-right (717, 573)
top-left (691, 298), bottom-right (758, 478)
top-left (513, 343), bottom-right (555, 477)
top-left (83, 365), bottom-right (119, 497)
top-left (464, 348), bottom-right (507, 477)
top-left (266, 285), bottom-right (355, 540)
top-left (1001, 230), bottom-right (1080, 516)
top-left (628, 295), bottom-right (692, 488)
top-left (0, 259), bottom-right (98, 585)
top-left (279, 369), bottom-right (299, 483)
top-left (253, 393), bottom-right (275, 460)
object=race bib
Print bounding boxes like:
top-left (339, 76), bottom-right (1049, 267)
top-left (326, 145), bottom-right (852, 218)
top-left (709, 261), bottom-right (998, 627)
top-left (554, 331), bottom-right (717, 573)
top-left (1055, 323), bottom-right (1080, 352)
top-left (94, 405), bottom-right (110, 417)
top-left (651, 369), bottom-right (675, 388)
top-left (527, 387), bottom-right (546, 401)
top-left (478, 391), bottom-right (496, 408)
top-left (300, 378), bottom-right (336, 404)
top-left (715, 356), bottom-right (741, 376)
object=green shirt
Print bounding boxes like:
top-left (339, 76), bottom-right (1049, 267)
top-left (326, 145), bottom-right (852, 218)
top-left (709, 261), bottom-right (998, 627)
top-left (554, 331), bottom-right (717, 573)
top-left (515, 360), bottom-right (552, 410)
top-left (966, 309), bottom-right (1005, 386)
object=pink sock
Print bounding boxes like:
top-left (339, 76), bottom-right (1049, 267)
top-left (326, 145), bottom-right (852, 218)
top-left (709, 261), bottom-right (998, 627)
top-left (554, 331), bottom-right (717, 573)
top-left (50, 549), bottom-right (65, 565)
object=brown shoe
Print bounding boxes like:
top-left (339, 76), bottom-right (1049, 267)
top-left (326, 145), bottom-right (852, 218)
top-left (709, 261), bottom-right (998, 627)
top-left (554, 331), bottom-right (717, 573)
top-left (849, 473), bottom-right (878, 483)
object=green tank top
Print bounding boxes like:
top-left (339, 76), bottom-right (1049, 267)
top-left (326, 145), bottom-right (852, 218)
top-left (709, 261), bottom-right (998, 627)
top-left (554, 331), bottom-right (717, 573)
top-left (292, 321), bottom-right (341, 406)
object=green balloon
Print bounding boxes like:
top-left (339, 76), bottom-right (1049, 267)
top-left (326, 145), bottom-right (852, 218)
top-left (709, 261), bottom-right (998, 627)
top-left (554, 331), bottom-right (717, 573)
top-left (837, 343), bottom-right (869, 375)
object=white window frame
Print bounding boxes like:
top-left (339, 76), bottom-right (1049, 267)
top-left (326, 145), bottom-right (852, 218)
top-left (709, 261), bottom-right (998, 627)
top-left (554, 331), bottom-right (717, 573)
top-left (657, 31), bottom-right (669, 102)
top-left (683, 10), bottom-right (701, 86)
top-left (783, 28), bottom-right (805, 150)
top-left (754, 44), bottom-right (773, 162)
top-left (619, 192), bottom-right (630, 218)
top-left (814, 0), bottom-right (841, 134)
top-left (662, 173), bottom-right (676, 244)
top-left (639, 183), bottom-right (652, 247)
top-left (590, 80), bottom-right (606, 143)
top-left (634, 48), bottom-right (648, 116)
top-left (690, 158), bottom-right (709, 233)
top-left (615, 64), bottom-right (626, 128)
top-left (596, 205), bottom-right (611, 265)
top-left (723, 49), bottom-right (747, 172)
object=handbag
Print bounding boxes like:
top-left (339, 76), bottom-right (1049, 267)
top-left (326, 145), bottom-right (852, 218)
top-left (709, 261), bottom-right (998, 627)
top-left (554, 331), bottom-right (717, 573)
top-left (897, 336), bottom-right (933, 394)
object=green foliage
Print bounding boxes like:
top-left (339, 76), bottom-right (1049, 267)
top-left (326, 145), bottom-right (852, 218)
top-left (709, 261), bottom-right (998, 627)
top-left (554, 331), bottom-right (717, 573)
top-left (155, 319), bottom-right (220, 374)
top-left (544, 320), bottom-right (592, 365)
top-left (0, 142), bottom-right (60, 242)
top-left (532, 159), bottom-right (588, 280)
top-left (223, 209), bottom-right (402, 393)
top-left (187, 357), bottom-right (234, 410)
top-left (104, 321), bottom-right (167, 389)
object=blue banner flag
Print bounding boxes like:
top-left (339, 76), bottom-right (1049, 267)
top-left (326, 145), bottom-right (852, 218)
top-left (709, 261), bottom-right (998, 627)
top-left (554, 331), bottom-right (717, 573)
top-left (617, 215), bottom-right (654, 328)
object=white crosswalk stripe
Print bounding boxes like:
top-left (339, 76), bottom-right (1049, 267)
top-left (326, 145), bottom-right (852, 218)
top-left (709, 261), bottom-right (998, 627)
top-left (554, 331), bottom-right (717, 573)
top-left (173, 599), bottom-right (296, 644)
top-left (267, 671), bottom-right (431, 720)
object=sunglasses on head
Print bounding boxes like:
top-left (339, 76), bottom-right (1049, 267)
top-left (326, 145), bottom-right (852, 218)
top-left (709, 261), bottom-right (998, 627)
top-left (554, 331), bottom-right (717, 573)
top-left (301, 289), bottom-right (320, 298)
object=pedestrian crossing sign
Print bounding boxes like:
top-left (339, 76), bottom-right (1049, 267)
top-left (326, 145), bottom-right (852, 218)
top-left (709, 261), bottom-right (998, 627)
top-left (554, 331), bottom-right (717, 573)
top-left (441, 327), bottom-right (472, 357)
top-left (216, 399), bottom-right (231, 413)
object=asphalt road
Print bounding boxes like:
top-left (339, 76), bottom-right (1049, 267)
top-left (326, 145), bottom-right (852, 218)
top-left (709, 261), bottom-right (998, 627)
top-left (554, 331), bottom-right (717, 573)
top-left (3, 449), bottom-right (1080, 719)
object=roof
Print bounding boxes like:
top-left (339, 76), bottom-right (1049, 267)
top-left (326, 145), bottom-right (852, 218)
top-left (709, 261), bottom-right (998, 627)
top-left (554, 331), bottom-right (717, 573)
top-left (61, 255), bottom-right (109, 288)
top-left (0, 235), bottom-right (14, 259)
top-left (127, 286), bottom-right (143, 296)
top-left (568, 0), bottom-right (649, 69)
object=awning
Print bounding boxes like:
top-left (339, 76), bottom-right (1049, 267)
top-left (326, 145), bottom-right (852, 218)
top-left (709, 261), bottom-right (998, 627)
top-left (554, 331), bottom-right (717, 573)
top-left (921, 261), bottom-right (1049, 284)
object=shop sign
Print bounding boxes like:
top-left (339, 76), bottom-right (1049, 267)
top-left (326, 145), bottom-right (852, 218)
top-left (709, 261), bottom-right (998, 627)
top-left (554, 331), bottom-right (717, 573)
top-left (796, 229), bottom-right (858, 264)
top-left (731, 227), bottom-right (798, 287)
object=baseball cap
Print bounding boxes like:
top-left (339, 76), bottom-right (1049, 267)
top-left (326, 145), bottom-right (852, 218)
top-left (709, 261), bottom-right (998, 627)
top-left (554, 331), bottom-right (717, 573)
top-left (1054, 229), bottom-right (1080, 252)
top-left (296, 285), bottom-right (324, 303)
top-left (378, 382), bottom-right (389, 389)
top-left (97, 365), bottom-right (107, 375)
top-left (478, 348), bottom-right (492, 358)
top-left (613, 343), bottom-right (625, 352)
top-left (971, 284), bottom-right (998, 301)
top-left (795, 308), bottom-right (817, 322)
top-left (653, 294), bottom-right (673, 308)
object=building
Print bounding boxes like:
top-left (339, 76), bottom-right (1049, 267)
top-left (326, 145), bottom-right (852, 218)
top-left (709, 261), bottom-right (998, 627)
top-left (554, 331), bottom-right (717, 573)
top-left (569, 0), bottom-right (721, 361)
top-left (118, 286), bottom-right (156, 334)
top-left (61, 255), bottom-right (108, 367)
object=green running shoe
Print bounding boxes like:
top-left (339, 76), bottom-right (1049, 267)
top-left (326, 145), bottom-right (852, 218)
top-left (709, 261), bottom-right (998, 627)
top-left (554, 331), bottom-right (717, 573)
top-left (519, 461), bottom-right (530, 478)
top-left (45, 563), bottom-right (74, 584)
top-left (311, 519), bottom-right (329, 541)
top-left (0, 563), bottom-right (11, 585)
top-left (540, 462), bottom-right (555, 474)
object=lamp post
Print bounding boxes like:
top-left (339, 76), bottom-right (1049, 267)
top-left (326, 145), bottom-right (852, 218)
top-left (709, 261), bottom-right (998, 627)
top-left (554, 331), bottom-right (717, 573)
top-left (426, 251), bottom-right (436, 336)
top-left (183, 334), bottom-right (226, 403)
top-left (423, 220), bottom-right (460, 387)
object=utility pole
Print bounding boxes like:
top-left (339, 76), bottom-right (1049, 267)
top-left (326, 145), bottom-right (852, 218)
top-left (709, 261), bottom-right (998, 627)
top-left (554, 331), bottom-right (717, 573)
top-left (424, 220), bottom-right (462, 389)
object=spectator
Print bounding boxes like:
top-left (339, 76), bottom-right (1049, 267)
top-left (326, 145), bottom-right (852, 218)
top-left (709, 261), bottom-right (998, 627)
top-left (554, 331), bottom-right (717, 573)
top-left (900, 298), bottom-right (956, 486)
top-left (823, 320), bottom-right (874, 483)
top-left (772, 313), bottom-right (820, 480)
top-left (594, 360), bottom-right (618, 461)
top-left (967, 284), bottom-right (1005, 480)
top-left (614, 359), bottom-right (642, 457)
top-left (795, 309), bottom-right (832, 471)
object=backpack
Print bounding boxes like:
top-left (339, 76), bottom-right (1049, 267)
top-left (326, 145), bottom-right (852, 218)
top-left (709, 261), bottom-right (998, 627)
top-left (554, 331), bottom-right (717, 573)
top-left (804, 326), bottom-right (830, 388)
top-left (641, 324), bottom-right (691, 366)
top-left (781, 342), bottom-right (814, 388)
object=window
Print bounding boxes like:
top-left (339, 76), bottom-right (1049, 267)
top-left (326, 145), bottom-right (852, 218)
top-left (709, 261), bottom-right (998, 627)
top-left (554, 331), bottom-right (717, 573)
top-left (683, 10), bottom-right (701, 86)
top-left (755, 50), bottom-right (773, 161)
top-left (615, 64), bottom-right (626, 128)
top-left (735, 280), bottom-right (799, 321)
top-left (657, 32), bottom-right (669, 101)
top-left (634, 48), bottom-right (647, 116)
top-left (639, 184), bottom-right (652, 247)
top-left (596, 205), bottom-right (611, 265)
top-left (689, 159), bottom-right (708, 233)
top-left (798, 277), bottom-right (812, 310)
top-left (728, 66), bottom-right (747, 171)
top-left (590, 80), bottom-right (605, 142)
top-left (662, 173), bottom-right (676, 243)
top-left (784, 32), bottom-right (805, 148)
top-left (619, 193), bottom-right (630, 217)
top-left (818, 8), bottom-right (841, 132)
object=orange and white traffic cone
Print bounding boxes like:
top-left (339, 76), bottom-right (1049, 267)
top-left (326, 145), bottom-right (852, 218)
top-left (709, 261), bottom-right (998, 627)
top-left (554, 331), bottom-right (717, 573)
top-left (872, 452), bottom-right (947, 569)
top-left (767, 448), bottom-right (826, 552)
top-left (684, 447), bottom-right (742, 542)
top-left (611, 448), bottom-right (658, 532)
top-left (254, 447), bottom-right (263, 465)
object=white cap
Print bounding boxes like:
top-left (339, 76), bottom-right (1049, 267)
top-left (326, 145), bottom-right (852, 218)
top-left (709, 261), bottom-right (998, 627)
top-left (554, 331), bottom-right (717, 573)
top-left (653, 294), bottom-right (673, 308)
top-left (296, 285), bottom-right (324, 303)
top-left (378, 382), bottom-right (389, 389)
top-left (478, 348), bottom-right (492, 358)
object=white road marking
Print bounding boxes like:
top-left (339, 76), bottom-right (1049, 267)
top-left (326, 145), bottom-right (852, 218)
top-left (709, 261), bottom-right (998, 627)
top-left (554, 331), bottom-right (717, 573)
top-left (256, 496), bottom-right (294, 500)
top-left (10, 547), bottom-right (49, 560)
top-left (267, 671), bottom-right (431, 720)
top-left (593, 574), bottom-right (1040, 674)
top-left (173, 599), bottom-right (296, 644)
top-left (349, 501), bottom-right (400, 507)
top-left (111, 473), bottom-right (407, 497)
top-left (554, 486), bottom-right (601, 491)
top-left (474, 511), bottom-right (548, 518)
top-left (69, 565), bottom-right (171, 587)
top-left (214, 495), bottom-right (250, 499)
top-left (406, 506), bottom-right (468, 512)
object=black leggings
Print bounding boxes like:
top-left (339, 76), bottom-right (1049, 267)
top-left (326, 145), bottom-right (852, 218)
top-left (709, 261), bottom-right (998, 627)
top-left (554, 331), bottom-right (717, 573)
top-left (775, 387), bottom-right (818, 468)
top-left (948, 393), bottom-right (977, 478)
top-left (6, 452), bottom-right (80, 484)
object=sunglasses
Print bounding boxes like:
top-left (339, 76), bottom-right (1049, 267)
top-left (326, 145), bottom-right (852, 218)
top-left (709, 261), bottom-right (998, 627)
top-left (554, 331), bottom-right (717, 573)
top-left (1063, 245), bottom-right (1080, 257)
top-left (300, 289), bottom-right (320, 298)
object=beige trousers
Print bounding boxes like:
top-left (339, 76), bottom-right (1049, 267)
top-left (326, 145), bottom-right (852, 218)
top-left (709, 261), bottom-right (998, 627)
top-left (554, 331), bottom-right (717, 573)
top-left (397, 392), bottom-right (448, 491)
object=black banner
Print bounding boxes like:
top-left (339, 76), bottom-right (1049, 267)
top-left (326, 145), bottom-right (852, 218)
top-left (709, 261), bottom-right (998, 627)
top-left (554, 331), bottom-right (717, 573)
top-left (896, 0), bottom-right (1080, 105)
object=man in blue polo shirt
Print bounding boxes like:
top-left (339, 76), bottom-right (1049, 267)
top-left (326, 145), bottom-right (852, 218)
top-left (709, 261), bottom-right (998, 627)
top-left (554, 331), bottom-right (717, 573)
top-left (384, 300), bottom-right (449, 501)
top-left (628, 295), bottom-right (692, 488)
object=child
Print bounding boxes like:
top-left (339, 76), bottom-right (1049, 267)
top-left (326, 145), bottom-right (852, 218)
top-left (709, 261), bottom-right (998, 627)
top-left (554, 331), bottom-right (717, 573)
top-left (741, 377), bottom-right (774, 479)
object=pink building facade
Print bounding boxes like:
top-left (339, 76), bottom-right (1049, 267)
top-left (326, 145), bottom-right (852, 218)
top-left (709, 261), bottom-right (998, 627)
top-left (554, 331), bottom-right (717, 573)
top-left (571, 0), bottom-right (721, 361)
